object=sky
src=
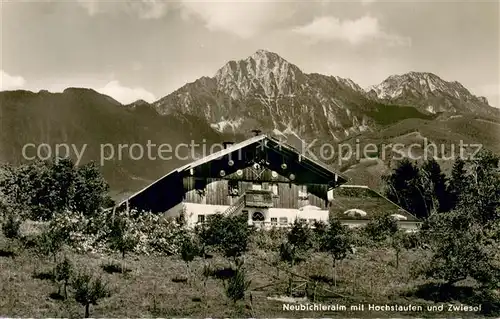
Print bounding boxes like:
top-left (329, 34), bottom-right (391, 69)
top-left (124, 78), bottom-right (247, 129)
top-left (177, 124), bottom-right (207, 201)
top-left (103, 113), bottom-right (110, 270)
top-left (1, 0), bottom-right (499, 107)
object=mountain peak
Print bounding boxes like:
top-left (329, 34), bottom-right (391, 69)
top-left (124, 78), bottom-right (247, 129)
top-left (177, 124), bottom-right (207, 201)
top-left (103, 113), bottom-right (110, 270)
top-left (214, 49), bottom-right (303, 99)
top-left (250, 49), bottom-right (285, 61)
top-left (368, 71), bottom-right (492, 114)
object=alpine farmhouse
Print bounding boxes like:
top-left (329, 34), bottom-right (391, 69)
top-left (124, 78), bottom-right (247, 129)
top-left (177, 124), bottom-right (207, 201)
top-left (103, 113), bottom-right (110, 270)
top-left (119, 134), bottom-right (421, 231)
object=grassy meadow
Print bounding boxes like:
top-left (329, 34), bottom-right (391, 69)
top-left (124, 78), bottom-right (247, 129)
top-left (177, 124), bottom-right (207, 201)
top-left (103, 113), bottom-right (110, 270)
top-left (0, 222), bottom-right (494, 318)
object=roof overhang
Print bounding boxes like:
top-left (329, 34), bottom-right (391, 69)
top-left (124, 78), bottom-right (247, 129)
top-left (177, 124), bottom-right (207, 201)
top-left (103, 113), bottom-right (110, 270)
top-left (120, 134), bottom-right (349, 207)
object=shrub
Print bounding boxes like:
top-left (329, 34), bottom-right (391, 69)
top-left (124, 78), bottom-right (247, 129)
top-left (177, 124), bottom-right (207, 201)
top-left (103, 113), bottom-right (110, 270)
top-left (36, 228), bottom-right (65, 262)
top-left (108, 213), bottom-right (139, 259)
top-left (101, 261), bottom-right (130, 274)
top-left (280, 219), bottom-right (314, 295)
top-left (2, 213), bottom-right (22, 240)
top-left (318, 217), bottom-right (353, 285)
top-left (180, 233), bottom-right (200, 283)
top-left (251, 227), bottom-right (287, 251)
top-left (197, 213), bottom-right (253, 262)
top-left (422, 211), bottom-right (500, 287)
top-left (140, 213), bottom-right (185, 255)
top-left (54, 256), bottom-right (74, 299)
top-left (72, 271), bottom-right (110, 318)
top-left (364, 213), bottom-right (399, 243)
top-left (225, 267), bottom-right (251, 304)
top-left (312, 220), bottom-right (328, 250)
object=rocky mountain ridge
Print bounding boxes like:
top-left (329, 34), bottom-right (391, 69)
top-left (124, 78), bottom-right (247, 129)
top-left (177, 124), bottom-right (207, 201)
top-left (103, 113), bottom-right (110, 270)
top-left (153, 50), bottom-right (496, 142)
top-left (366, 71), bottom-right (493, 115)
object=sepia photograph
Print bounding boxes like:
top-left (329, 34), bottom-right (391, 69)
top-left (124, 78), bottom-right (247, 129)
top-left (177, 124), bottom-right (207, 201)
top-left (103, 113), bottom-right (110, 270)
top-left (0, 0), bottom-right (499, 317)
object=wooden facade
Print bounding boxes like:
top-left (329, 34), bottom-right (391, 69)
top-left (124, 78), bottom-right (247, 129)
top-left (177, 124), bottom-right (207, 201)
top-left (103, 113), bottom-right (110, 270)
top-left (123, 134), bottom-right (345, 214)
top-left (182, 166), bottom-right (329, 209)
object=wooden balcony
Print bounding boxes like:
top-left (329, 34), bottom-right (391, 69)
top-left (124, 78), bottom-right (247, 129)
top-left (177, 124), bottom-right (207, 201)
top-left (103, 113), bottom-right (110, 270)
top-left (244, 189), bottom-right (273, 208)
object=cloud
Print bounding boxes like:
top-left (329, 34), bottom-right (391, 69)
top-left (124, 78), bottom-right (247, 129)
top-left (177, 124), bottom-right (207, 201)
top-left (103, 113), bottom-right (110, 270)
top-left (0, 70), bottom-right (27, 90)
top-left (22, 76), bottom-right (156, 104)
top-left (76, 0), bottom-right (169, 19)
top-left (0, 71), bottom-right (155, 104)
top-left (473, 83), bottom-right (500, 108)
top-left (180, 0), bottom-right (295, 38)
top-left (75, 0), bottom-right (295, 36)
top-left (293, 15), bottom-right (411, 46)
top-left (96, 81), bottom-right (156, 104)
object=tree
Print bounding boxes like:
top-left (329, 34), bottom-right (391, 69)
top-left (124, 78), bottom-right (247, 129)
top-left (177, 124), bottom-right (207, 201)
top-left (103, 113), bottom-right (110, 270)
top-left (0, 159), bottom-right (112, 221)
top-left (364, 213), bottom-right (399, 243)
top-left (72, 162), bottom-right (112, 217)
top-left (390, 229), bottom-right (407, 269)
top-left (461, 151), bottom-right (500, 228)
top-left (383, 159), bottom-right (429, 218)
top-left (23, 158), bottom-right (76, 220)
top-left (279, 219), bottom-right (314, 295)
top-left (420, 159), bottom-right (449, 213)
top-left (195, 213), bottom-right (253, 309)
top-left (447, 158), bottom-right (467, 210)
top-left (287, 219), bottom-right (314, 252)
top-left (197, 213), bottom-right (253, 264)
top-left (383, 158), bottom-right (453, 218)
top-left (50, 158), bottom-right (77, 215)
top-left (73, 272), bottom-right (110, 318)
top-left (312, 219), bottom-right (327, 250)
top-left (108, 213), bottom-right (138, 264)
top-left (423, 210), bottom-right (500, 287)
top-left (54, 256), bottom-right (74, 299)
top-left (318, 217), bottom-right (353, 286)
top-left (36, 228), bottom-right (65, 263)
top-left (419, 151), bottom-right (500, 289)
top-left (179, 233), bottom-right (200, 284)
top-left (0, 161), bottom-right (51, 220)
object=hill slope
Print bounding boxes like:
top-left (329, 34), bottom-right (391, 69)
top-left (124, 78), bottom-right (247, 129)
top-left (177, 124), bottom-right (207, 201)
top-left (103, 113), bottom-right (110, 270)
top-left (0, 88), bottom-right (224, 197)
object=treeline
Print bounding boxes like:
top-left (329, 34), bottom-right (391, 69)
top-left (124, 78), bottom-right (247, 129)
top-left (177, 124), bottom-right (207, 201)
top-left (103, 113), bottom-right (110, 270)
top-left (0, 158), bottom-right (113, 221)
top-left (383, 151), bottom-right (499, 219)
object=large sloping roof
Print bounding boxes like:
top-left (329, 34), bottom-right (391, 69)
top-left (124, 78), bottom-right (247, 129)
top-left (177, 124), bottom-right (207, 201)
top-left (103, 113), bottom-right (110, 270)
top-left (329, 184), bottom-right (420, 222)
top-left (120, 134), bottom-right (349, 208)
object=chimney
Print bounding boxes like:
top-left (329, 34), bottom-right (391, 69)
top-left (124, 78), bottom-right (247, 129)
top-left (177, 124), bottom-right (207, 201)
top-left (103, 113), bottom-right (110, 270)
top-left (251, 129), bottom-right (262, 137)
top-left (223, 141), bottom-right (234, 149)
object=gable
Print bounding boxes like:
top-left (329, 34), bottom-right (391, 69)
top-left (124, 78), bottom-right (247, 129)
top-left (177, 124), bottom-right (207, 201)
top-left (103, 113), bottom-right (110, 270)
top-left (121, 134), bottom-right (348, 213)
top-left (179, 135), bottom-right (347, 186)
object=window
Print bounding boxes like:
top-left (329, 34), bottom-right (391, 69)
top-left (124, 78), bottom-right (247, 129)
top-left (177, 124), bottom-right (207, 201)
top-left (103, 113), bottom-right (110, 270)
top-left (252, 211), bottom-right (265, 221)
top-left (197, 214), bottom-right (205, 223)
top-left (308, 218), bottom-right (316, 224)
top-left (271, 217), bottom-right (278, 225)
top-left (252, 183), bottom-right (262, 191)
top-left (298, 185), bottom-right (308, 199)
top-left (270, 183), bottom-right (279, 196)
top-left (228, 180), bottom-right (239, 196)
top-left (279, 217), bottom-right (288, 225)
top-left (299, 218), bottom-right (307, 223)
